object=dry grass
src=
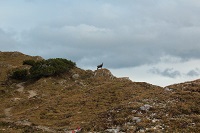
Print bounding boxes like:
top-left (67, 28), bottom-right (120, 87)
top-left (0, 52), bottom-right (200, 132)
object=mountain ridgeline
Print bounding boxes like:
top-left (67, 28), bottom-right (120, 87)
top-left (0, 52), bottom-right (199, 132)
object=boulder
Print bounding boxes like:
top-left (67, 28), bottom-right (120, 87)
top-left (72, 74), bottom-right (79, 79)
top-left (140, 104), bottom-right (152, 111)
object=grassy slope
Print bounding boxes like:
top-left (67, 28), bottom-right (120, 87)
top-left (0, 52), bottom-right (42, 81)
top-left (0, 52), bottom-right (200, 132)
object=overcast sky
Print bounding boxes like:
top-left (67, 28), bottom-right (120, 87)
top-left (1, 0), bottom-right (200, 86)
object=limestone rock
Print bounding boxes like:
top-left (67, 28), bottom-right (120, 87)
top-left (72, 74), bottom-right (79, 79)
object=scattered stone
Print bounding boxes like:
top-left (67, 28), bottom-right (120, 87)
top-left (106, 126), bottom-right (120, 133)
top-left (16, 82), bottom-right (25, 92)
top-left (59, 80), bottom-right (67, 85)
top-left (15, 119), bottom-right (32, 126)
top-left (152, 118), bottom-right (160, 123)
top-left (127, 126), bottom-right (136, 131)
top-left (150, 113), bottom-right (156, 117)
top-left (132, 117), bottom-right (141, 123)
top-left (140, 104), bottom-right (152, 111)
top-left (36, 125), bottom-right (56, 133)
top-left (75, 81), bottom-right (85, 86)
top-left (28, 90), bottom-right (37, 98)
top-left (189, 123), bottom-right (196, 126)
top-left (79, 81), bottom-right (85, 86)
top-left (164, 87), bottom-right (172, 91)
top-left (11, 97), bottom-right (21, 101)
top-left (72, 74), bottom-right (79, 79)
top-left (118, 77), bottom-right (131, 81)
top-left (152, 125), bottom-right (164, 130)
top-left (4, 107), bottom-right (12, 118)
top-left (131, 110), bottom-right (137, 113)
top-left (139, 129), bottom-right (145, 132)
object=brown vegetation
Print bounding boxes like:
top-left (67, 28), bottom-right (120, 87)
top-left (0, 52), bottom-right (199, 132)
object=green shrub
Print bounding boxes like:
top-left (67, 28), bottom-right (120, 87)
top-left (11, 58), bottom-right (76, 80)
top-left (29, 58), bottom-right (76, 79)
top-left (23, 60), bottom-right (36, 66)
top-left (11, 69), bottom-right (28, 80)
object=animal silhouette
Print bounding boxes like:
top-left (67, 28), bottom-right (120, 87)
top-left (97, 63), bottom-right (103, 70)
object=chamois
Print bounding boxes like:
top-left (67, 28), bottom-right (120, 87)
top-left (97, 63), bottom-right (103, 70)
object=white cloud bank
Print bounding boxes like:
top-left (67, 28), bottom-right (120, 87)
top-left (111, 56), bottom-right (200, 87)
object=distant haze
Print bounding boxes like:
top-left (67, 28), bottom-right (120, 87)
top-left (1, 0), bottom-right (200, 86)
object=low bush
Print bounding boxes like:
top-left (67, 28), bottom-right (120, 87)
top-left (29, 58), bottom-right (76, 79)
top-left (11, 69), bottom-right (28, 80)
top-left (11, 58), bottom-right (76, 80)
top-left (23, 59), bottom-right (36, 66)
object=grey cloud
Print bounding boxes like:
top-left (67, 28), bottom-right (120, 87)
top-left (0, 29), bottom-right (18, 51)
top-left (162, 68), bottom-right (181, 78)
top-left (149, 67), bottom-right (181, 78)
top-left (187, 68), bottom-right (200, 77)
top-left (1, 1), bottom-right (200, 68)
top-left (18, 24), bottom-right (164, 68)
